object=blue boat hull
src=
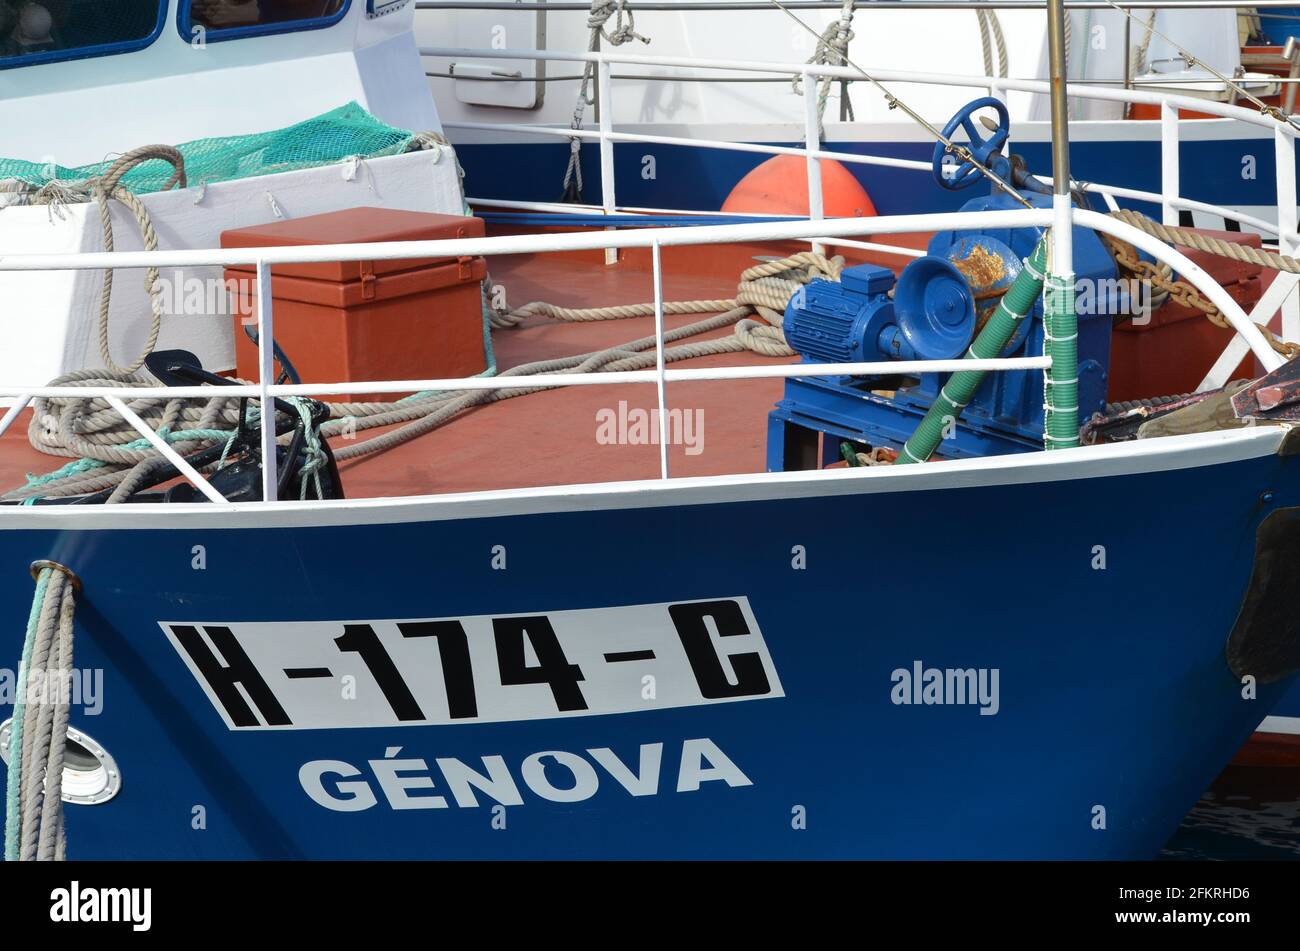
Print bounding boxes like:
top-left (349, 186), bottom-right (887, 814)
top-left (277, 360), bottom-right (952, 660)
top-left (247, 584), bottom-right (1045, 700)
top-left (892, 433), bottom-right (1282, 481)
top-left (1, 430), bottom-right (1296, 859)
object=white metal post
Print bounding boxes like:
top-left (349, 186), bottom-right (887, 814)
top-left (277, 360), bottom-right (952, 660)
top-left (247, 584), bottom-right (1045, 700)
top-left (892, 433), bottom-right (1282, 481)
top-left (1052, 194), bottom-right (1073, 272)
top-left (802, 68), bottom-right (825, 256)
top-left (0, 394), bottom-right (32, 440)
top-left (104, 396), bottom-right (228, 504)
top-left (256, 259), bottom-right (279, 501)
top-left (598, 58), bottom-right (618, 267)
top-left (1197, 272), bottom-right (1300, 390)
top-left (990, 82), bottom-right (1007, 147)
top-left (1160, 101), bottom-right (1180, 227)
top-left (1275, 126), bottom-right (1300, 340)
top-left (652, 239), bottom-right (670, 480)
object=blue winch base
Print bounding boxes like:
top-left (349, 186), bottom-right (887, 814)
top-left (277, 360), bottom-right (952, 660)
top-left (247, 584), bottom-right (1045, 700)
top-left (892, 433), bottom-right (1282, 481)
top-left (769, 190), bottom-right (1117, 469)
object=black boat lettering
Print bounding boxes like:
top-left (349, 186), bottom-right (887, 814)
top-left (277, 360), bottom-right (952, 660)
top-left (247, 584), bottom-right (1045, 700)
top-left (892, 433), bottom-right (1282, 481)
top-left (161, 597), bottom-right (782, 731)
top-left (669, 599), bottom-right (773, 699)
top-left (169, 624), bottom-right (292, 728)
top-left (493, 615), bottom-right (588, 712)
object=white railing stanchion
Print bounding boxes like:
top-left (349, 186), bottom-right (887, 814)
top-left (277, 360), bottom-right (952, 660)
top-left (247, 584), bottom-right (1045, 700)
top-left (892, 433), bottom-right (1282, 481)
top-left (598, 58), bottom-right (618, 267)
top-left (802, 68), bottom-right (825, 256)
top-left (990, 81), bottom-right (1012, 170)
top-left (103, 396), bottom-right (228, 504)
top-left (1197, 273), bottom-right (1298, 390)
top-left (0, 395), bottom-right (32, 441)
top-left (1274, 126), bottom-right (1300, 341)
top-left (652, 239), bottom-right (670, 479)
top-left (256, 259), bottom-right (279, 501)
top-left (1160, 101), bottom-right (1180, 227)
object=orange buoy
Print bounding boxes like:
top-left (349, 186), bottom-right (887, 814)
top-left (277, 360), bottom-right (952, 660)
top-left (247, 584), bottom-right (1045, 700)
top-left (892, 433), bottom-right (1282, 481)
top-left (721, 155), bottom-right (877, 217)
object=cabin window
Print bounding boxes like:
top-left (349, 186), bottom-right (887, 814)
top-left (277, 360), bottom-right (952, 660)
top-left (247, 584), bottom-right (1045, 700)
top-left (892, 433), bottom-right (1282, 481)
top-left (0, 1), bottom-right (166, 68)
top-left (180, 0), bottom-right (349, 43)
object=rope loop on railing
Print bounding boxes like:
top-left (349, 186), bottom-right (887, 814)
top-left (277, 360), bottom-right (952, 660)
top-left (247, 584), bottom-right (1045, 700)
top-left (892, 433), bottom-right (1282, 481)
top-left (1, 146), bottom-right (188, 375)
top-left (561, 0), bottom-right (653, 201)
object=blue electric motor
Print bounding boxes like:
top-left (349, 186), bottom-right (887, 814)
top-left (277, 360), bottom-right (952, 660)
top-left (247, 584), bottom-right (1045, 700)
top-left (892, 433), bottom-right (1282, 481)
top-left (767, 98), bottom-right (1119, 469)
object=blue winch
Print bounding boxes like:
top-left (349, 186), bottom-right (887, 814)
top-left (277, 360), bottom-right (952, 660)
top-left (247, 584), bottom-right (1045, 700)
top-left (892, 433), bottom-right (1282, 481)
top-left (768, 97), bottom-right (1120, 468)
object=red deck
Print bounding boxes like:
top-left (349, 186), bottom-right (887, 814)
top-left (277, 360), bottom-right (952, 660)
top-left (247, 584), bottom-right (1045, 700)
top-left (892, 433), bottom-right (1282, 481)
top-left (0, 235), bottom-right (927, 500)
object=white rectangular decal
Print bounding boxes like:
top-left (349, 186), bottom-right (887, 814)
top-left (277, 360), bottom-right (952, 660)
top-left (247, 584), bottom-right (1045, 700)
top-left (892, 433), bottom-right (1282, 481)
top-left (161, 597), bottom-right (783, 731)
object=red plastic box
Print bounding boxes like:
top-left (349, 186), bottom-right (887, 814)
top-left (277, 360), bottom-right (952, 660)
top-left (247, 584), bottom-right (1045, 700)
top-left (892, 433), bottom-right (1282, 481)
top-left (221, 207), bottom-right (487, 402)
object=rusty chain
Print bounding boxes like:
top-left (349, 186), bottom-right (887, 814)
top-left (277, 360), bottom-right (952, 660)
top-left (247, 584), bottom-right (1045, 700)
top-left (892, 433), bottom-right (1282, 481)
top-left (1099, 232), bottom-right (1300, 360)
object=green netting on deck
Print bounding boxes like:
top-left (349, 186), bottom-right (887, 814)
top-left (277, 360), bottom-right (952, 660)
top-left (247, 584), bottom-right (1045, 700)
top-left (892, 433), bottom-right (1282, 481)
top-left (0, 102), bottom-right (420, 194)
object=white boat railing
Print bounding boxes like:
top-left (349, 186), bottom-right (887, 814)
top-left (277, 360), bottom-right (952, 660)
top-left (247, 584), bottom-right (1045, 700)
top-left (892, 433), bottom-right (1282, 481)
top-left (426, 45), bottom-right (1300, 375)
top-left (428, 45), bottom-right (1300, 234)
top-left (1, 41), bottom-right (1296, 505)
top-left (0, 204), bottom-right (1282, 505)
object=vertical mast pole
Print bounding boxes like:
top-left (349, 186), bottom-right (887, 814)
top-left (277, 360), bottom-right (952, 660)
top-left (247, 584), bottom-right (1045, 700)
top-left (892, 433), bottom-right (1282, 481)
top-left (1043, 0), bottom-right (1079, 450)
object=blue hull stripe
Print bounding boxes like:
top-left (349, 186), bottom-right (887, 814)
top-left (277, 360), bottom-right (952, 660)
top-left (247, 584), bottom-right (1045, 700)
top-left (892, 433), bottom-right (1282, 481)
top-left (457, 137), bottom-right (1295, 219)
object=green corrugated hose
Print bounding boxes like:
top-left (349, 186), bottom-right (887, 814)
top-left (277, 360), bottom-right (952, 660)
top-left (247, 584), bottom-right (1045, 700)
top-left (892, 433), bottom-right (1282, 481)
top-left (1042, 272), bottom-right (1080, 450)
top-left (896, 238), bottom-right (1049, 465)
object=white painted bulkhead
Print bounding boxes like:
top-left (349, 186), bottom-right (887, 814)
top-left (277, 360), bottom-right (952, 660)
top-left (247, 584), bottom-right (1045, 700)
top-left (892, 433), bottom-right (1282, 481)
top-left (417, 3), bottom-right (1253, 128)
top-left (0, 149), bottom-right (465, 385)
top-left (0, 1), bottom-right (463, 384)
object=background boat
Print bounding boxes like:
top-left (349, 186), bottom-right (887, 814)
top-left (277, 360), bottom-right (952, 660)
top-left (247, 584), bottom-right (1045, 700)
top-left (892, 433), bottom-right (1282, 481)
top-left (418, 0), bottom-right (1300, 227)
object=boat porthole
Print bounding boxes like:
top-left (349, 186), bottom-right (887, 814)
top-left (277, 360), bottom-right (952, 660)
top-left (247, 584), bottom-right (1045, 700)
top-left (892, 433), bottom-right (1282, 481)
top-left (0, 720), bottom-right (121, 806)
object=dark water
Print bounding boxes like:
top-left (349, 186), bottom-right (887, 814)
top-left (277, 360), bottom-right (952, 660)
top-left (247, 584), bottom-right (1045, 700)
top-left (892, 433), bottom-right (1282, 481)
top-left (1161, 765), bottom-right (1300, 860)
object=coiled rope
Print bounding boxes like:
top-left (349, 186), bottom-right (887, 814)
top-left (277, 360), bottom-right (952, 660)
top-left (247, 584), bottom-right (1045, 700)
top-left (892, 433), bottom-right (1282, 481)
top-left (4, 562), bottom-right (79, 862)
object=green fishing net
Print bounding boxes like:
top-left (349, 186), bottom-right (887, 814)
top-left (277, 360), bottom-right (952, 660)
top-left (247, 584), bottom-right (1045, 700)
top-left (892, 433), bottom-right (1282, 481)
top-left (0, 101), bottom-right (420, 194)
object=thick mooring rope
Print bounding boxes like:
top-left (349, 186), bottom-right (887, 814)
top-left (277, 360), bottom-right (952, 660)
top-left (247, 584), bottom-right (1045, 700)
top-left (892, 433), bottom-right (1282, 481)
top-left (1106, 208), bottom-right (1300, 357)
top-left (1111, 208), bottom-right (1300, 276)
top-left (4, 563), bottom-right (78, 862)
